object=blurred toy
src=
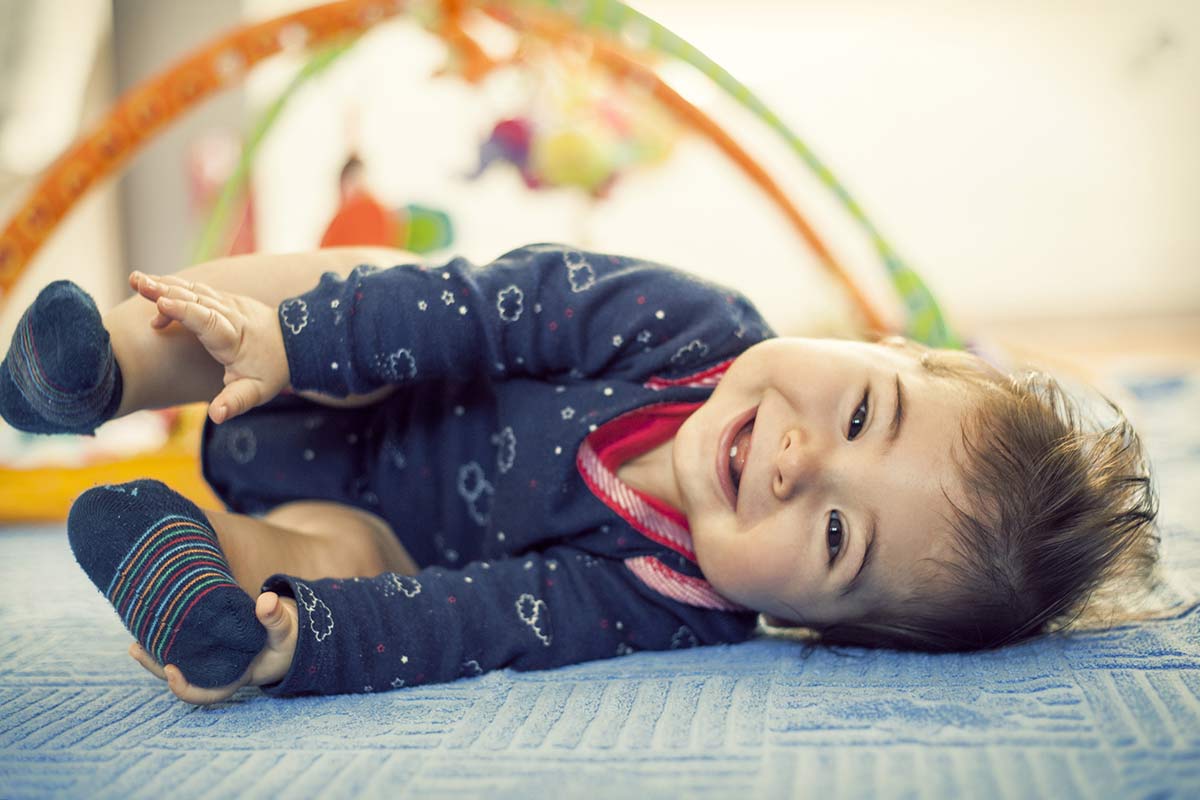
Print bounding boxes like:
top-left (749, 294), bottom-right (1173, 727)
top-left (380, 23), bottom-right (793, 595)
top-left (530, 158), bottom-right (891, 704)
top-left (470, 117), bottom-right (539, 188)
top-left (321, 154), bottom-right (454, 253)
top-left (468, 47), bottom-right (679, 199)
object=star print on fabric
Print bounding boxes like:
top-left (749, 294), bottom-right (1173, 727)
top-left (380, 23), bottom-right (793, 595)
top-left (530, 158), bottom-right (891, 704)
top-left (391, 677), bottom-right (406, 689)
top-left (460, 659), bottom-right (483, 677)
top-left (612, 335), bottom-right (623, 347)
top-left (418, 300), bottom-right (428, 311)
top-left (441, 290), bottom-right (455, 306)
top-left (637, 329), bottom-right (652, 343)
top-left (616, 642), bottom-right (635, 656)
top-left (561, 406), bottom-right (575, 420)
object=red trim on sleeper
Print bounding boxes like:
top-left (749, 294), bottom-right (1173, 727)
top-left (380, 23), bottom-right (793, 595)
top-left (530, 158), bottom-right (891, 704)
top-left (575, 360), bottom-right (749, 612)
top-left (625, 556), bottom-right (749, 612)
top-left (577, 402), bottom-right (700, 561)
top-left (643, 358), bottom-right (734, 391)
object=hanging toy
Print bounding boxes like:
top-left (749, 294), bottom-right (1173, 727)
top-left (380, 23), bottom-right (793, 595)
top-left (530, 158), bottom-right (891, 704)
top-left (530, 122), bottom-right (618, 196)
top-left (468, 38), bottom-right (679, 199)
top-left (320, 154), bottom-right (454, 254)
top-left (468, 117), bottom-right (540, 189)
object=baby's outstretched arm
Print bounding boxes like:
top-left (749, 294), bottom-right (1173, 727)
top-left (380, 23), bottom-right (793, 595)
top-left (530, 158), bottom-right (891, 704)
top-left (107, 248), bottom-right (412, 421)
top-left (129, 591), bottom-right (298, 705)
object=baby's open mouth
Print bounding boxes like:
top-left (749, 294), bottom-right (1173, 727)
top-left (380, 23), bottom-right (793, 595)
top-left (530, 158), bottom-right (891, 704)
top-left (728, 418), bottom-right (755, 498)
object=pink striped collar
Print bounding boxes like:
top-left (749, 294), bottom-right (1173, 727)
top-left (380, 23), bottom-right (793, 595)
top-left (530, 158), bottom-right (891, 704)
top-left (577, 401), bottom-right (700, 561)
top-left (574, 359), bottom-right (750, 612)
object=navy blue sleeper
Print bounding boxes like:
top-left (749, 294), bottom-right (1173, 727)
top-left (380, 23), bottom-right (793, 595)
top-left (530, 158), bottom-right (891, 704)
top-left (200, 243), bottom-right (776, 695)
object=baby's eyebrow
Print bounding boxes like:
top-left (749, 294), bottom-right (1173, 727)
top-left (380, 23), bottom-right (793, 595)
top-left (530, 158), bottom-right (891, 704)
top-left (885, 374), bottom-right (905, 450)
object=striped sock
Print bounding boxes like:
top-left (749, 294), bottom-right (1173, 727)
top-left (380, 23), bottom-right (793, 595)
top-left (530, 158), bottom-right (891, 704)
top-left (0, 280), bottom-right (122, 435)
top-left (68, 479), bottom-right (266, 689)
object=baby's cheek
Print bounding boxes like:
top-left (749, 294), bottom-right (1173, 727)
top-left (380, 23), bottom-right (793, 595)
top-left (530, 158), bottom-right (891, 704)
top-left (711, 532), bottom-right (796, 606)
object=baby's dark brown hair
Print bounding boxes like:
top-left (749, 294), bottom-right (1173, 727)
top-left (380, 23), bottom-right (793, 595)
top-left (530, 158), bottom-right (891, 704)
top-left (799, 339), bottom-right (1160, 652)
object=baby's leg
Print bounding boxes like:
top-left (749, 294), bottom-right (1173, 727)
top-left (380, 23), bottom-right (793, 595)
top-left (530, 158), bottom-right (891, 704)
top-left (69, 478), bottom-right (418, 689)
top-left (108, 248), bottom-right (410, 417)
top-left (1, 247), bottom-right (410, 433)
top-left (215, 500), bottom-right (420, 594)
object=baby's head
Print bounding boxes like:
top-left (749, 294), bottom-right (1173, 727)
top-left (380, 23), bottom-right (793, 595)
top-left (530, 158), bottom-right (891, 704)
top-left (673, 335), bottom-right (1159, 652)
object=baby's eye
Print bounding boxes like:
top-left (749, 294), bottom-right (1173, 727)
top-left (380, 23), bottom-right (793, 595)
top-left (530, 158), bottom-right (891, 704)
top-left (848, 391), bottom-right (869, 440)
top-left (827, 510), bottom-right (844, 564)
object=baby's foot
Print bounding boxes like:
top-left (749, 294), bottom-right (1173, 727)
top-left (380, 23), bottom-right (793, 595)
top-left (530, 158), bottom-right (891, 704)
top-left (0, 280), bottom-right (122, 434)
top-left (68, 479), bottom-right (266, 688)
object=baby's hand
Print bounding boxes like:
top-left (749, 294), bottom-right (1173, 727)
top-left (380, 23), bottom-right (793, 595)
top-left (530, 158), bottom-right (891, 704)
top-left (130, 272), bottom-right (290, 424)
top-left (128, 592), bottom-right (299, 705)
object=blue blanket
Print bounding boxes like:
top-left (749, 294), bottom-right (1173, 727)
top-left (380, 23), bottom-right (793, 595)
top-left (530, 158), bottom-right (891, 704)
top-left (2, 370), bottom-right (1197, 799)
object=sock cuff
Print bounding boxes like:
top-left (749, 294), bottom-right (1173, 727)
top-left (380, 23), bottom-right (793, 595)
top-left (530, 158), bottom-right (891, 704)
top-left (7, 311), bottom-right (120, 428)
top-left (1, 280), bottom-right (124, 435)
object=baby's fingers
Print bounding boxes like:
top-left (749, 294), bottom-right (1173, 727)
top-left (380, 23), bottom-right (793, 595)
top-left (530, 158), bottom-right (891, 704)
top-left (129, 642), bottom-right (168, 681)
top-left (164, 664), bottom-right (241, 706)
top-left (210, 378), bottom-right (269, 424)
top-left (157, 296), bottom-right (240, 362)
top-left (130, 272), bottom-right (174, 328)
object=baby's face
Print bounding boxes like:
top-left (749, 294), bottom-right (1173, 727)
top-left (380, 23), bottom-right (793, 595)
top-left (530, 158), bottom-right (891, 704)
top-left (673, 337), bottom-right (974, 626)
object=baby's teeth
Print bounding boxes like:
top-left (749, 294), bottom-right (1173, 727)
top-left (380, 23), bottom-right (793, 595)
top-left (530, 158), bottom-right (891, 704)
top-left (729, 445), bottom-right (738, 459)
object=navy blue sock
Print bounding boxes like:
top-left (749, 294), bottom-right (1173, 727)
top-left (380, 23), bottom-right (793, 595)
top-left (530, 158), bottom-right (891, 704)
top-left (0, 280), bottom-right (122, 435)
top-left (68, 479), bottom-right (266, 689)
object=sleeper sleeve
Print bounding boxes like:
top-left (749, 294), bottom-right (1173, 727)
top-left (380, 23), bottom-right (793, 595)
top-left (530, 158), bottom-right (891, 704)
top-left (258, 547), bottom-right (758, 696)
top-left (279, 243), bottom-right (771, 397)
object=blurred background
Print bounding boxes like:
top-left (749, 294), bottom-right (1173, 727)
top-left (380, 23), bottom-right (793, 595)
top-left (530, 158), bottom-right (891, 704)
top-left (0, 0), bottom-right (1197, 518)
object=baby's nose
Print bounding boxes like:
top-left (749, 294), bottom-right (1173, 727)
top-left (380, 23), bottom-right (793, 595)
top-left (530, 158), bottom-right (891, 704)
top-left (773, 427), bottom-right (818, 499)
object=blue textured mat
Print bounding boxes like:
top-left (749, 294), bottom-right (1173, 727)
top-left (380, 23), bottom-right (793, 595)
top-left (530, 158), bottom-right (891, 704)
top-left (2, 370), bottom-right (1198, 799)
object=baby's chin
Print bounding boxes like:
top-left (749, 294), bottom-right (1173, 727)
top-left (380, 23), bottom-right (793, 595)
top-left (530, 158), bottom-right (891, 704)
top-left (690, 534), bottom-right (741, 600)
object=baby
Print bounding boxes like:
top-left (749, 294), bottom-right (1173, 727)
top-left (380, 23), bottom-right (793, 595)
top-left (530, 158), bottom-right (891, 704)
top-left (0, 244), bottom-right (1159, 704)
